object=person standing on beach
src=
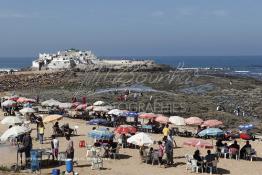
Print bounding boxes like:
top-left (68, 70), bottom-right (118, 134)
top-left (162, 124), bottom-right (170, 137)
top-left (163, 136), bottom-right (174, 166)
top-left (35, 117), bottom-right (42, 140)
top-left (134, 93), bottom-right (138, 101)
top-left (38, 121), bottom-right (45, 144)
top-left (22, 132), bottom-right (32, 167)
top-left (66, 135), bottom-right (74, 160)
top-left (51, 135), bottom-right (59, 160)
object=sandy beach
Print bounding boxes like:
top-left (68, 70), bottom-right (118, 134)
top-left (0, 109), bottom-right (262, 175)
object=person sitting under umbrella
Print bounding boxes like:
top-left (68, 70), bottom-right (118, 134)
top-left (240, 141), bottom-right (252, 159)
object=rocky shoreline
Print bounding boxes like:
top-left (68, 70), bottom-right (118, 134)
top-left (1, 69), bottom-right (262, 131)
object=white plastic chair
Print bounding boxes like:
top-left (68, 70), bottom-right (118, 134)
top-left (151, 151), bottom-right (160, 166)
top-left (221, 147), bottom-right (229, 159)
top-left (111, 146), bottom-right (120, 160)
top-left (229, 148), bottom-right (239, 160)
top-left (73, 125), bottom-right (79, 135)
top-left (206, 159), bottom-right (218, 174)
top-left (185, 154), bottom-right (193, 171)
top-left (91, 156), bottom-right (103, 170)
top-left (191, 159), bottom-right (203, 173)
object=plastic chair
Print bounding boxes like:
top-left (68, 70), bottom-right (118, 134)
top-left (73, 125), bottom-right (79, 135)
top-left (229, 148), bottom-right (239, 160)
top-left (185, 154), bottom-right (193, 171)
top-left (245, 148), bottom-right (256, 161)
top-left (91, 156), bottom-right (103, 170)
top-left (206, 160), bottom-right (218, 174)
top-left (111, 146), bottom-right (120, 160)
top-left (191, 159), bottom-right (203, 173)
top-left (221, 147), bottom-right (229, 159)
top-left (151, 151), bottom-right (160, 166)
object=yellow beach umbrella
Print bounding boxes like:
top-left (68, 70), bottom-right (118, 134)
top-left (43, 114), bottom-right (63, 123)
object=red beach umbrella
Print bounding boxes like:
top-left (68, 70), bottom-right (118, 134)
top-left (115, 125), bottom-right (137, 134)
top-left (72, 102), bottom-right (81, 108)
top-left (185, 117), bottom-right (203, 125)
top-left (16, 97), bottom-right (28, 103)
top-left (155, 114), bottom-right (169, 124)
top-left (240, 133), bottom-right (252, 140)
top-left (202, 119), bottom-right (223, 127)
top-left (76, 104), bottom-right (87, 111)
top-left (139, 113), bottom-right (157, 119)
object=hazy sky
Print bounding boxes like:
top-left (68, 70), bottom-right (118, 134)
top-left (1, 0), bottom-right (262, 57)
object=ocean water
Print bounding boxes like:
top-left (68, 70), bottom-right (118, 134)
top-left (0, 56), bottom-right (261, 78)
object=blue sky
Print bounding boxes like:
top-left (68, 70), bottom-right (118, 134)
top-left (0, 0), bottom-right (262, 57)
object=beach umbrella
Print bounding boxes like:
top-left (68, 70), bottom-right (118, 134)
top-left (2, 100), bottom-right (16, 107)
top-left (58, 103), bottom-right (73, 109)
top-left (115, 125), bottom-right (137, 134)
top-left (16, 97), bottom-right (27, 103)
top-left (155, 114), bottom-right (169, 124)
top-left (88, 128), bottom-right (114, 140)
top-left (1, 116), bottom-right (23, 125)
top-left (86, 105), bottom-right (94, 111)
top-left (139, 113), bottom-right (157, 119)
top-left (93, 105), bottom-right (113, 112)
top-left (43, 114), bottom-right (63, 123)
top-left (19, 107), bottom-right (36, 114)
top-left (108, 109), bottom-right (124, 116)
top-left (88, 118), bottom-right (110, 126)
top-left (127, 132), bottom-right (154, 146)
top-left (240, 133), bottom-right (253, 140)
top-left (198, 128), bottom-right (224, 137)
top-left (9, 95), bottom-right (19, 101)
top-left (17, 97), bottom-right (36, 103)
top-left (169, 116), bottom-right (186, 126)
top-left (183, 138), bottom-right (213, 149)
top-left (124, 111), bottom-right (139, 117)
top-left (0, 126), bottom-right (31, 142)
top-left (26, 98), bottom-right (36, 103)
top-left (41, 99), bottom-right (60, 107)
top-left (72, 102), bottom-right (81, 108)
top-left (239, 124), bottom-right (254, 131)
top-left (202, 120), bottom-right (223, 127)
top-left (93, 101), bottom-right (105, 106)
top-left (76, 104), bottom-right (87, 111)
top-left (185, 117), bottom-right (203, 125)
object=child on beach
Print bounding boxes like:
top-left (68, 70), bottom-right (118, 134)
top-left (51, 135), bottom-right (59, 160)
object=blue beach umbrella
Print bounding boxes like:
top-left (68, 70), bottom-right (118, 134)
top-left (124, 111), bottom-right (139, 117)
top-left (87, 118), bottom-right (110, 126)
top-left (239, 124), bottom-right (254, 131)
top-left (198, 128), bottom-right (224, 137)
top-left (88, 128), bottom-right (114, 140)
